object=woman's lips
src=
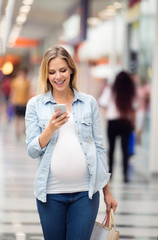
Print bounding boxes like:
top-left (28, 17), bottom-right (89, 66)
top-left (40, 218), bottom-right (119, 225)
top-left (55, 80), bottom-right (65, 85)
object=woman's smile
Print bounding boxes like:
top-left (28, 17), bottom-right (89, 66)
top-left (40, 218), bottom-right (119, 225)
top-left (54, 80), bottom-right (65, 85)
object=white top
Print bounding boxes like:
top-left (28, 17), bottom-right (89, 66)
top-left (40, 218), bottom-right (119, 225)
top-left (98, 87), bottom-right (120, 120)
top-left (46, 113), bottom-right (89, 194)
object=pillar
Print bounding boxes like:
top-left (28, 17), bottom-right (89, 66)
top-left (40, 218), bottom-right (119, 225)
top-left (149, 1), bottom-right (158, 174)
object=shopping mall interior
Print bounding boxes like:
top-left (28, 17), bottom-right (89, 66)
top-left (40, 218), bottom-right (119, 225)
top-left (0, 0), bottom-right (158, 239)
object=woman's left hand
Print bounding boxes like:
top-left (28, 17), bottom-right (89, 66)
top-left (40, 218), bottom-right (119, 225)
top-left (104, 192), bottom-right (118, 213)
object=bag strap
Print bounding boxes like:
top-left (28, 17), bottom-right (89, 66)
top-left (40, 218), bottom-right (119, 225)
top-left (109, 208), bottom-right (117, 231)
top-left (102, 209), bottom-right (117, 231)
top-left (104, 212), bottom-right (110, 227)
top-left (102, 211), bottom-right (110, 226)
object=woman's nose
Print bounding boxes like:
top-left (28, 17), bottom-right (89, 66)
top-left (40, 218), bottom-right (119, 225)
top-left (56, 72), bottom-right (61, 79)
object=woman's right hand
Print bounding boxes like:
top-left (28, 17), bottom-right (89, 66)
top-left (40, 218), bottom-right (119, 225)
top-left (39, 110), bottom-right (69, 149)
top-left (47, 110), bottom-right (70, 133)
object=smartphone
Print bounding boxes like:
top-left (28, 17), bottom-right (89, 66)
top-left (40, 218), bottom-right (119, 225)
top-left (54, 104), bottom-right (66, 117)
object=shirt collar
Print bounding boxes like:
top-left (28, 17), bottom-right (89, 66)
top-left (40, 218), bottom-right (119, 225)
top-left (42, 89), bottom-right (56, 104)
top-left (42, 88), bottom-right (84, 105)
top-left (73, 88), bottom-right (84, 102)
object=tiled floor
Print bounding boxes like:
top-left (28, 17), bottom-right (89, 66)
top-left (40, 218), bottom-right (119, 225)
top-left (0, 117), bottom-right (158, 240)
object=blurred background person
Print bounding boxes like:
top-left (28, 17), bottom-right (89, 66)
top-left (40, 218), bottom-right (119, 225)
top-left (2, 76), bottom-right (11, 104)
top-left (98, 71), bottom-right (136, 183)
top-left (10, 66), bottom-right (31, 140)
top-left (2, 76), bottom-right (14, 122)
top-left (136, 77), bottom-right (151, 145)
top-left (130, 72), bottom-right (151, 145)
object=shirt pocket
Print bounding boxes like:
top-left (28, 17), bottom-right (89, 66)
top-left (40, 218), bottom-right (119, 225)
top-left (81, 116), bottom-right (93, 141)
top-left (38, 119), bottom-right (58, 145)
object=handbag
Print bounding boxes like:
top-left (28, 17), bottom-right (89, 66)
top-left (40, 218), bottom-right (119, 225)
top-left (128, 131), bottom-right (136, 156)
top-left (90, 209), bottom-right (119, 240)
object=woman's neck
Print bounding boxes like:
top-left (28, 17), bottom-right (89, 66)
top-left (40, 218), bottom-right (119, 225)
top-left (52, 88), bottom-right (74, 104)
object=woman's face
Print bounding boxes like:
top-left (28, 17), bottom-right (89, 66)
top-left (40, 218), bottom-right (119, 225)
top-left (48, 57), bottom-right (72, 93)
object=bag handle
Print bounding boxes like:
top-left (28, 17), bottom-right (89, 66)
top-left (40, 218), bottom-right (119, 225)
top-left (109, 208), bottom-right (117, 231)
top-left (102, 209), bottom-right (117, 231)
top-left (102, 211), bottom-right (110, 227)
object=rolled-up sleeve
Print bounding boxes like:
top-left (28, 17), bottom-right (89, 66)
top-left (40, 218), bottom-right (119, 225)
top-left (91, 97), bottom-right (109, 172)
top-left (25, 98), bottom-right (46, 159)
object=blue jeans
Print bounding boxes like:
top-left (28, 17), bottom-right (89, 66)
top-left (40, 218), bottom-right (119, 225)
top-left (36, 191), bottom-right (99, 240)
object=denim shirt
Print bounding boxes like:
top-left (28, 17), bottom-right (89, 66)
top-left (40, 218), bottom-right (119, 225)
top-left (25, 89), bottom-right (110, 202)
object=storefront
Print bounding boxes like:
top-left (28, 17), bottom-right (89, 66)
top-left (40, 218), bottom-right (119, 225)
top-left (126, 0), bottom-right (156, 80)
top-left (126, 0), bottom-right (157, 176)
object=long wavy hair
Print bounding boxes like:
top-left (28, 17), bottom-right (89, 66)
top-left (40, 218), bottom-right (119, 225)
top-left (112, 71), bottom-right (136, 118)
top-left (37, 46), bottom-right (78, 94)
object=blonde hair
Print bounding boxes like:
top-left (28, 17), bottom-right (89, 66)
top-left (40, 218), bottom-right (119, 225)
top-left (37, 46), bottom-right (78, 94)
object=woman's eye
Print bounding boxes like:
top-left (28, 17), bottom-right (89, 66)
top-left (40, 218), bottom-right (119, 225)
top-left (49, 72), bottom-right (55, 75)
top-left (61, 69), bottom-right (66, 73)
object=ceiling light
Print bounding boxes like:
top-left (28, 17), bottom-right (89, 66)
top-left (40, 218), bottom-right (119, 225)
top-left (98, 8), bottom-right (115, 19)
top-left (16, 14), bottom-right (27, 24)
top-left (2, 62), bottom-right (14, 75)
top-left (22, 0), bottom-right (34, 5)
top-left (87, 17), bottom-right (101, 26)
top-left (10, 28), bottom-right (21, 38)
top-left (19, 5), bottom-right (31, 14)
top-left (98, 9), bottom-right (107, 19)
top-left (106, 9), bottom-right (116, 16)
top-left (8, 0), bottom-right (34, 48)
top-left (8, 25), bottom-right (22, 45)
top-left (107, 5), bottom-right (115, 11)
top-left (106, 5), bottom-right (116, 15)
top-left (114, 1), bottom-right (122, 9)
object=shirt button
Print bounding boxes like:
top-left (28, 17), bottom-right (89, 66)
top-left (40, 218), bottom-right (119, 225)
top-left (90, 174), bottom-right (93, 176)
top-left (88, 163), bottom-right (90, 166)
top-left (75, 121), bottom-right (77, 123)
top-left (73, 112), bottom-right (75, 115)
top-left (80, 142), bottom-right (82, 145)
top-left (78, 132), bottom-right (80, 135)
